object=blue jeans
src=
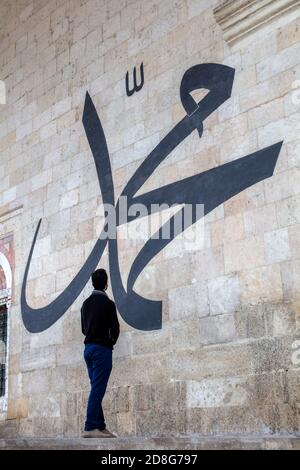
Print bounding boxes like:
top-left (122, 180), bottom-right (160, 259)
top-left (83, 343), bottom-right (112, 431)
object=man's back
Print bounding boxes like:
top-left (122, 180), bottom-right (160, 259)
top-left (81, 290), bottom-right (120, 349)
top-left (81, 269), bottom-right (118, 438)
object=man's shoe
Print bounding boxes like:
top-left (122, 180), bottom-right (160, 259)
top-left (82, 428), bottom-right (116, 438)
top-left (100, 428), bottom-right (116, 438)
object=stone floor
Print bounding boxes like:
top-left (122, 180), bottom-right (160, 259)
top-left (0, 435), bottom-right (300, 450)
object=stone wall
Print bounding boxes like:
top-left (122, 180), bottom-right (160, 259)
top-left (0, 0), bottom-right (299, 437)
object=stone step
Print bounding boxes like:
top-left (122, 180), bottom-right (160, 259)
top-left (0, 435), bottom-right (299, 450)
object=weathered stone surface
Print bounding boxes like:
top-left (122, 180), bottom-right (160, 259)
top-left (132, 329), bottom-right (171, 355)
top-left (19, 346), bottom-right (56, 373)
top-left (208, 274), bottom-right (240, 315)
top-left (0, 0), bottom-right (300, 439)
top-left (0, 435), bottom-right (300, 450)
top-left (199, 314), bottom-right (237, 345)
top-left (264, 228), bottom-right (291, 264)
top-left (168, 281), bottom-right (209, 320)
top-left (187, 377), bottom-right (248, 408)
top-left (28, 394), bottom-right (61, 419)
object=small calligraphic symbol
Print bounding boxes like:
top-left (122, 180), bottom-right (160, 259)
top-left (126, 62), bottom-right (144, 97)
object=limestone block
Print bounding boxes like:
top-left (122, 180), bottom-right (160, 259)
top-left (52, 96), bottom-right (71, 119)
top-left (281, 259), bottom-right (300, 301)
top-left (170, 318), bottom-right (201, 350)
top-left (187, 377), bottom-right (248, 408)
top-left (59, 188), bottom-right (79, 211)
top-left (208, 274), bottom-right (240, 315)
top-left (30, 320), bottom-right (63, 349)
top-left (240, 264), bottom-right (283, 304)
top-left (248, 98), bottom-right (284, 130)
top-left (154, 253), bottom-right (194, 291)
top-left (264, 168), bottom-right (299, 204)
top-left (265, 303), bottom-right (296, 336)
top-left (22, 369), bottom-right (52, 396)
top-left (224, 188), bottom-right (263, 218)
top-left (40, 121), bottom-right (57, 141)
top-left (103, 13), bottom-right (120, 40)
top-left (289, 224), bottom-right (300, 258)
top-left (116, 412), bottom-right (135, 436)
top-left (224, 235), bottom-right (265, 273)
top-left (233, 65), bottom-right (257, 94)
top-left (199, 314), bottom-right (236, 345)
top-left (65, 364), bottom-right (88, 393)
top-left (33, 273), bottom-right (56, 297)
top-left (31, 235), bottom-right (51, 258)
top-left (115, 385), bottom-right (130, 413)
top-left (168, 281), bottom-right (209, 320)
top-left (219, 95), bottom-right (240, 122)
top-left (16, 120), bottom-right (32, 141)
top-left (61, 312), bottom-right (82, 344)
top-left (136, 408), bottom-right (183, 436)
top-left (133, 383), bottom-right (155, 412)
top-left (188, 405), bottom-right (256, 435)
top-left (213, 113), bottom-right (248, 144)
top-left (70, 198), bottom-right (98, 224)
top-left (193, 246), bottom-right (225, 281)
top-left (121, 2), bottom-right (140, 28)
top-left (240, 68), bottom-right (295, 112)
top-left (211, 214), bottom-right (245, 247)
top-left (287, 368), bottom-right (300, 403)
top-left (31, 169), bottom-right (52, 191)
top-left (234, 304), bottom-right (266, 339)
top-left (257, 42), bottom-right (300, 82)
top-left (251, 335), bottom-right (299, 374)
top-left (277, 15), bottom-right (300, 51)
top-left (258, 113), bottom-right (300, 149)
top-left (123, 122), bottom-right (145, 147)
top-left (56, 341), bottom-right (83, 366)
top-left (110, 353), bottom-right (170, 388)
top-left (7, 397), bottom-right (29, 420)
top-left (7, 373), bottom-right (22, 400)
top-left (153, 381), bottom-right (186, 411)
top-left (113, 331), bottom-right (133, 358)
top-left (264, 228), bottom-right (291, 264)
top-left (187, 0), bottom-right (218, 20)
top-left (277, 195), bottom-right (300, 227)
top-left (32, 417), bottom-right (64, 437)
top-left (132, 329), bottom-right (171, 355)
top-left (20, 346), bottom-right (56, 372)
top-left (2, 186), bottom-right (16, 204)
top-left (28, 393), bottom-right (61, 419)
top-left (244, 204), bottom-right (277, 236)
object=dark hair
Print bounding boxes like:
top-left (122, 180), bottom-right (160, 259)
top-left (92, 269), bottom-right (108, 291)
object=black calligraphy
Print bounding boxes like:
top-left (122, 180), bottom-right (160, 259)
top-left (21, 63), bottom-right (282, 333)
top-left (125, 62), bottom-right (144, 96)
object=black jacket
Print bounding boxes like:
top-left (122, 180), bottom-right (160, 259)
top-left (81, 290), bottom-right (120, 349)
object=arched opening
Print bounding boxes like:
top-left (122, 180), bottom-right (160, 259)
top-left (0, 252), bottom-right (12, 410)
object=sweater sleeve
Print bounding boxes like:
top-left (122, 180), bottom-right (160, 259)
top-left (109, 302), bottom-right (120, 345)
top-left (81, 304), bottom-right (86, 336)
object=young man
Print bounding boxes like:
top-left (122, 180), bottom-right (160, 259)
top-left (81, 268), bottom-right (120, 438)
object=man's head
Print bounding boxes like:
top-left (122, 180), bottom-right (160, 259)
top-left (92, 268), bottom-right (108, 291)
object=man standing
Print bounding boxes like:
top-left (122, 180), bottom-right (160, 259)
top-left (81, 268), bottom-right (120, 438)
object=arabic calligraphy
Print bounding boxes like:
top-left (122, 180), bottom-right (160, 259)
top-left (126, 62), bottom-right (144, 96)
top-left (21, 63), bottom-right (283, 333)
